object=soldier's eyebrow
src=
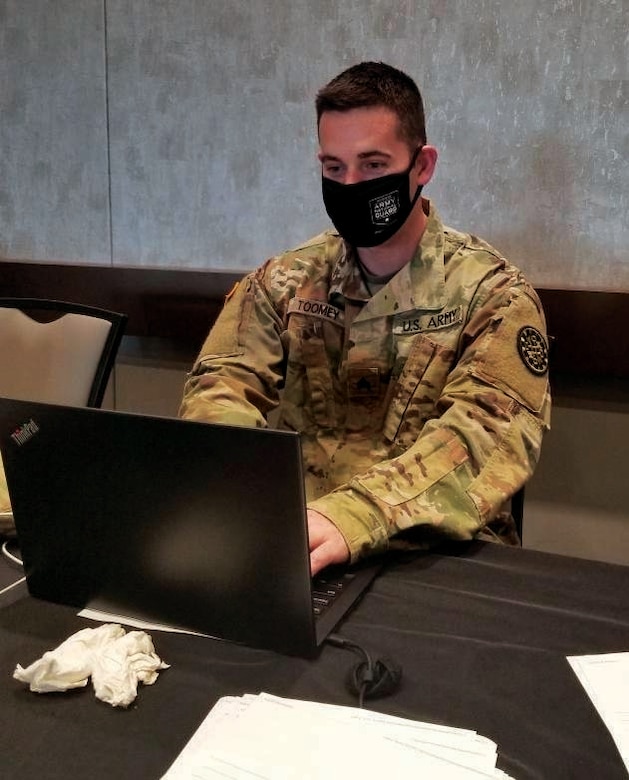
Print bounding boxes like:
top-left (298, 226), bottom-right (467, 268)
top-left (318, 150), bottom-right (392, 163)
top-left (357, 150), bottom-right (392, 160)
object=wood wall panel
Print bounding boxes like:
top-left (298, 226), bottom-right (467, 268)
top-left (2, 262), bottom-right (628, 386)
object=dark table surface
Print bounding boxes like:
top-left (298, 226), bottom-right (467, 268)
top-left (2, 539), bottom-right (629, 779)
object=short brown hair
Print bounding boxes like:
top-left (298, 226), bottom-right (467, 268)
top-left (315, 61), bottom-right (426, 149)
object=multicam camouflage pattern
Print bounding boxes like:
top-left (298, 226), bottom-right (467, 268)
top-left (180, 200), bottom-right (551, 563)
top-left (0, 456), bottom-right (14, 536)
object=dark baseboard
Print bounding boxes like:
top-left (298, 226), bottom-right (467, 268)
top-left (2, 261), bottom-right (629, 400)
top-left (0, 261), bottom-right (240, 348)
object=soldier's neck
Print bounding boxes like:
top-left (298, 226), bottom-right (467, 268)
top-left (357, 201), bottom-right (427, 277)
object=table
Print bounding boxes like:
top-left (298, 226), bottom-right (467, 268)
top-left (2, 540), bottom-right (629, 779)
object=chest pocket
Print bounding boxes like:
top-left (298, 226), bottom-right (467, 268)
top-left (280, 317), bottom-right (338, 431)
top-left (383, 333), bottom-right (455, 448)
top-left (301, 335), bottom-right (336, 427)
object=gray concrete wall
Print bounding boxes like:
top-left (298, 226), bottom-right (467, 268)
top-left (0, 0), bottom-right (111, 263)
top-left (1, 1), bottom-right (627, 288)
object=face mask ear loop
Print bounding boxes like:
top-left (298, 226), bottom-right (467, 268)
top-left (408, 145), bottom-right (424, 208)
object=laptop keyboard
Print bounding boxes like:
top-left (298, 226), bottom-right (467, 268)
top-left (312, 572), bottom-right (355, 617)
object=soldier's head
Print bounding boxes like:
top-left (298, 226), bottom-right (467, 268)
top-left (315, 62), bottom-right (436, 249)
top-left (315, 61), bottom-right (427, 153)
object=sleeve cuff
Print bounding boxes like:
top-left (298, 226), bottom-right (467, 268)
top-left (308, 489), bottom-right (390, 563)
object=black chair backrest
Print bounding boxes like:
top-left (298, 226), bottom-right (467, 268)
top-left (0, 297), bottom-right (127, 408)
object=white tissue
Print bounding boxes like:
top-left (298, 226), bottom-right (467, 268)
top-left (13, 623), bottom-right (169, 707)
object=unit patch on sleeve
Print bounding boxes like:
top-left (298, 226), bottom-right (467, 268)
top-left (517, 326), bottom-right (549, 376)
top-left (469, 290), bottom-right (549, 413)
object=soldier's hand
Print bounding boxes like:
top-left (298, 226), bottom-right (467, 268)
top-left (307, 509), bottom-right (350, 576)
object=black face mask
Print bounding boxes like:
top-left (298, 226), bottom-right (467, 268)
top-left (321, 147), bottom-right (423, 248)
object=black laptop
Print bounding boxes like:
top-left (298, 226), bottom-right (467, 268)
top-left (0, 396), bottom-right (380, 657)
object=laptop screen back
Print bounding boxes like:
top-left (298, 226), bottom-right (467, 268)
top-left (0, 397), bottom-right (319, 656)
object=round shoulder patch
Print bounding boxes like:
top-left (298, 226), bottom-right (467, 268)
top-left (517, 326), bottom-right (549, 375)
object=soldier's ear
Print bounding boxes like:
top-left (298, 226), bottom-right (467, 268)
top-left (416, 145), bottom-right (437, 187)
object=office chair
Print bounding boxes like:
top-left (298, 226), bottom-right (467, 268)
top-left (0, 298), bottom-right (127, 537)
top-left (0, 297), bottom-right (127, 408)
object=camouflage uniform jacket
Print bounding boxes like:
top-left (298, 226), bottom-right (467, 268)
top-left (0, 461), bottom-right (12, 536)
top-left (180, 200), bottom-right (551, 563)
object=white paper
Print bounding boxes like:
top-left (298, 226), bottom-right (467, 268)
top-left (162, 693), bottom-right (513, 780)
top-left (79, 607), bottom-right (217, 638)
top-left (568, 652), bottom-right (629, 772)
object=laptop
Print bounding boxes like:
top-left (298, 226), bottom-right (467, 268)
top-left (0, 396), bottom-right (381, 657)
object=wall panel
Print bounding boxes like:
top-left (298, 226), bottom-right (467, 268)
top-left (1, 1), bottom-right (627, 290)
top-left (0, 0), bottom-right (110, 263)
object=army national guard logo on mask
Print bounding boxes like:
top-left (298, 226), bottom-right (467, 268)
top-left (370, 191), bottom-right (400, 226)
top-left (517, 326), bottom-right (549, 376)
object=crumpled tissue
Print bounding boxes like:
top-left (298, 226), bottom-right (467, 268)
top-left (13, 623), bottom-right (169, 707)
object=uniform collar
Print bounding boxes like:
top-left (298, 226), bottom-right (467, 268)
top-left (328, 198), bottom-right (447, 318)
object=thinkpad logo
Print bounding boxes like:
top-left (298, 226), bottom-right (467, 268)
top-left (11, 418), bottom-right (40, 446)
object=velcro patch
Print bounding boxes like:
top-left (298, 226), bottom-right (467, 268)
top-left (348, 367), bottom-right (381, 398)
top-left (393, 306), bottom-right (462, 336)
top-left (471, 291), bottom-right (549, 413)
top-left (288, 297), bottom-right (344, 325)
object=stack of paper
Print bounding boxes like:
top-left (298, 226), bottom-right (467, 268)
top-left (568, 652), bottom-right (629, 773)
top-left (163, 692), bottom-right (513, 779)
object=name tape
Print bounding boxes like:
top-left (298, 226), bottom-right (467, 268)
top-left (288, 297), bottom-right (344, 325)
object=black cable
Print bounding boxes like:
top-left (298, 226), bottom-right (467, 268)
top-left (326, 633), bottom-right (402, 708)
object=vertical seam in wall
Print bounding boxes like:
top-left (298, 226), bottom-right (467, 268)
top-left (102, 0), bottom-right (118, 408)
top-left (103, 0), bottom-right (114, 269)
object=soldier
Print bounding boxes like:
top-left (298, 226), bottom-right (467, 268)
top-left (0, 466), bottom-right (11, 537)
top-left (180, 61), bottom-right (551, 576)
